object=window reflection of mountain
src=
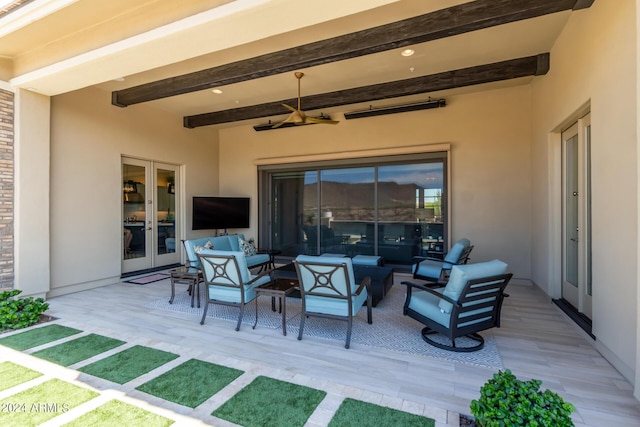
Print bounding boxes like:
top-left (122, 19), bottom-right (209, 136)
top-left (304, 181), bottom-right (441, 222)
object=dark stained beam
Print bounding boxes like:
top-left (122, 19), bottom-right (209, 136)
top-left (183, 53), bottom-right (549, 128)
top-left (113, 0), bottom-right (589, 107)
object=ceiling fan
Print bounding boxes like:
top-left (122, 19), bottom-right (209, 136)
top-left (272, 72), bottom-right (339, 128)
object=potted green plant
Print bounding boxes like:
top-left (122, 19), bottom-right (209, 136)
top-left (470, 369), bottom-right (575, 427)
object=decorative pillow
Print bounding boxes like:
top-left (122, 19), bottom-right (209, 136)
top-left (239, 236), bottom-right (257, 256)
top-left (194, 240), bottom-right (214, 253)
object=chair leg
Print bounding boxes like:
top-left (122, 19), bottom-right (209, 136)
top-left (298, 313), bottom-right (306, 341)
top-left (200, 302), bottom-right (209, 325)
top-left (345, 317), bottom-right (353, 349)
top-left (236, 304), bottom-right (244, 331)
top-left (366, 294), bottom-right (372, 324)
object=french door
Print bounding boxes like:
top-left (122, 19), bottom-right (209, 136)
top-left (122, 157), bottom-right (181, 274)
top-left (561, 113), bottom-right (592, 318)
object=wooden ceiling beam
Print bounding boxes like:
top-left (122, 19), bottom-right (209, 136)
top-left (183, 53), bottom-right (549, 128)
top-left (112, 0), bottom-right (590, 107)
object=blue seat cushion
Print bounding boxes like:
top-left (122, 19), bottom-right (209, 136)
top-left (408, 289), bottom-right (451, 327)
top-left (438, 259), bottom-right (508, 313)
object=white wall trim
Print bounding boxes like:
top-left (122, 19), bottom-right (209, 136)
top-left (46, 276), bottom-right (121, 299)
top-left (254, 143), bottom-right (451, 166)
top-left (0, 80), bottom-right (13, 92)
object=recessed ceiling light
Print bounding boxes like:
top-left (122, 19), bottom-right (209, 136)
top-left (211, 89), bottom-right (223, 94)
top-left (113, 77), bottom-right (125, 82)
top-left (401, 49), bottom-right (415, 57)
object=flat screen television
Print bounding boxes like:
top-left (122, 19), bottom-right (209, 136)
top-left (192, 196), bottom-right (250, 230)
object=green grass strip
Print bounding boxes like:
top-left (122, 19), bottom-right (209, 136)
top-left (79, 345), bottom-right (179, 384)
top-left (0, 378), bottom-right (98, 426)
top-left (137, 358), bottom-right (244, 408)
top-left (62, 399), bottom-right (174, 427)
top-left (328, 397), bottom-right (435, 427)
top-left (213, 375), bottom-right (326, 427)
top-left (0, 324), bottom-right (82, 350)
top-left (0, 361), bottom-right (43, 392)
top-left (31, 334), bottom-right (126, 366)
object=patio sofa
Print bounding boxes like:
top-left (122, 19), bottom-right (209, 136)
top-left (182, 234), bottom-right (270, 270)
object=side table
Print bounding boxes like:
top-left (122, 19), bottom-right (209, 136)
top-left (258, 249), bottom-right (282, 269)
top-left (169, 266), bottom-right (202, 308)
top-left (253, 278), bottom-right (297, 336)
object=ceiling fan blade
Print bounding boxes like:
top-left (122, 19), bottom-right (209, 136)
top-left (305, 116), bottom-right (339, 125)
top-left (271, 72), bottom-right (340, 128)
top-left (282, 103), bottom-right (297, 112)
top-left (272, 110), bottom-right (303, 128)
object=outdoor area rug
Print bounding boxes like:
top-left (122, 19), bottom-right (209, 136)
top-left (146, 284), bottom-right (505, 369)
top-left (78, 345), bottom-right (179, 384)
top-left (125, 273), bottom-right (170, 285)
top-left (212, 375), bottom-right (327, 427)
top-left (136, 358), bottom-right (244, 408)
top-left (0, 324), bottom-right (82, 350)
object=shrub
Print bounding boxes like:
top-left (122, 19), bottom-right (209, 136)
top-left (470, 369), bottom-right (575, 427)
top-left (0, 289), bottom-right (50, 331)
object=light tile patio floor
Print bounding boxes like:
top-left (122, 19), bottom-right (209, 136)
top-left (2, 272), bottom-right (640, 426)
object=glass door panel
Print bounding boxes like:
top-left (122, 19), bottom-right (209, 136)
top-left (270, 171), bottom-right (318, 256)
top-left (561, 114), bottom-right (592, 319)
top-left (123, 158), bottom-right (152, 272)
top-left (378, 162), bottom-right (444, 263)
top-left (155, 165), bottom-right (178, 262)
top-left (320, 167), bottom-right (375, 256)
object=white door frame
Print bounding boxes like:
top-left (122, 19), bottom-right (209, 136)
top-left (560, 113), bottom-right (592, 318)
top-left (122, 157), bottom-right (181, 274)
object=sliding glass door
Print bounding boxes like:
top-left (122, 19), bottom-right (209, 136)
top-left (260, 153), bottom-right (447, 264)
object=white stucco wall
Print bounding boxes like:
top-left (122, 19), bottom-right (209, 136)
top-left (14, 88), bottom-right (51, 298)
top-left (531, 0), bottom-right (638, 385)
top-left (218, 85), bottom-right (533, 281)
top-left (48, 86), bottom-right (220, 296)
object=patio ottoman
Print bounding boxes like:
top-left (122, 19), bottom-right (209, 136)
top-left (352, 255), bottom-right (383, 266)
top-left (354, 265), bottom-right (393, 307)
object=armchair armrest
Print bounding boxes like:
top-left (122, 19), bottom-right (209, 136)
top-left (401, 280), bottom-right (458, 307)
top-left (246, 266), bottom-right (275, 285)
top-left (354, 275), bottom-right (371, 296)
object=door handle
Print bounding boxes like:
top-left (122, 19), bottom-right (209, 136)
top-left (146, 227), bottom-right (152, 231)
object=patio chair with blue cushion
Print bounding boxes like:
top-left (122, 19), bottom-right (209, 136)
top-left (402, 259), bottom-right (512, 352)
top-left (412, 238), bottom-right (474, 284)
top-left (294, 255), bottom-right (372, 349)
top-left (197, 250), bottom-right (272, 331)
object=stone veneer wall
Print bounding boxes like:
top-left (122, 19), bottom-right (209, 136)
top-left (0, 89), bottom-right (14, 289)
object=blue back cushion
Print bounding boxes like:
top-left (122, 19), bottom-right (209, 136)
top-left (438, 259), bottom-right (508, 313)
top-left (444, 238), bottom-right (470, 264)
top-left (295, 255), bottom-right (357, 293)
top-left (199, 249), bottom-right (251, 283)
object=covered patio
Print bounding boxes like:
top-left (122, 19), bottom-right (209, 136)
top-left (2, 0), bottom-right (640, 418)
top-left (2, 272), bottom-right (634, 426)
